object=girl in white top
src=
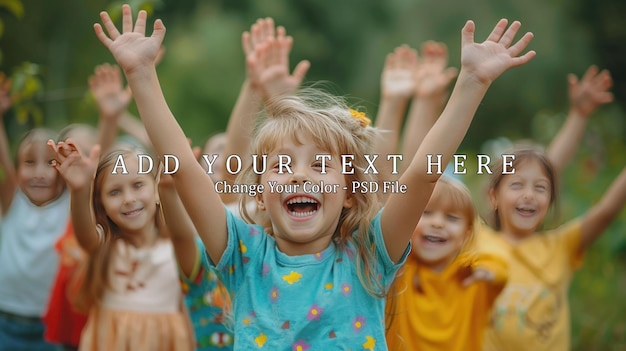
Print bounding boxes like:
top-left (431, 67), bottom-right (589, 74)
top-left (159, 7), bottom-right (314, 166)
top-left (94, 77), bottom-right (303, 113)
top-left (48, 141), bottom-right (193, 351)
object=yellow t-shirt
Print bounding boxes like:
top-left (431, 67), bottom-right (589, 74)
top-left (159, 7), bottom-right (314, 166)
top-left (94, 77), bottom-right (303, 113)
top-left (386, 250), bottom-right (507, 351)
top-left (480, 220), bottom-right (583, 351)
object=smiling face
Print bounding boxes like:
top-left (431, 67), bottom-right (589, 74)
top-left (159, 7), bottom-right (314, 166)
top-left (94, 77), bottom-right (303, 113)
top-left (489, 158), bottom-right (553, 240)
top-left (98, 154), bottom-right (159, 237)
top-left (411, 178), bottom-right (474, 272)
top-left (257, 133), bottom-right (353, 255)
top-left (16, 136), bottom-right (65, 206)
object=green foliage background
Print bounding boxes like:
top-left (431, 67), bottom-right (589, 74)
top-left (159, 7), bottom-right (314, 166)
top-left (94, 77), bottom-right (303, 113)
top-left (2, 0), bottom-right (625, 349)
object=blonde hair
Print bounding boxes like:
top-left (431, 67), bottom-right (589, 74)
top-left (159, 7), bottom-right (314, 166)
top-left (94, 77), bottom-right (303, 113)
top-left (74, 144), bottom-right (166, 312)
top-left (239, 87), bottom-right (386, 296)
top-left (426, 176), bottom-right (477, 251)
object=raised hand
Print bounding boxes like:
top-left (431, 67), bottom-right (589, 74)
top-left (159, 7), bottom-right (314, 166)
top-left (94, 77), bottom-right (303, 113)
top-left (246, 22), bottom-right (309, 100)
top-left (48, 140), bottom-right (100, 192)
top-left (381, 45), bottom-right (418, 100)
top-left (94, 4), bottom-right (164, 75)
top-left (414, 41), bottom-right (458, 98)
top-left (89, 63), bottom-right (132, 120)
top-left (0, 72), bottom-right (12, 117)
top-left (568, 65), bottom-right (613, 118)
top-left (242, 17), bottom-right (277, 59)
top-left (460, 19), bottom-right (535, 84)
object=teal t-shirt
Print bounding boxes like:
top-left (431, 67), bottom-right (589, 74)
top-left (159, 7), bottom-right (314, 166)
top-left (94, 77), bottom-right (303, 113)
top-left (182, 238), bottom-right (234, 350)
top-left (215, 209), bottom-right (409, 350)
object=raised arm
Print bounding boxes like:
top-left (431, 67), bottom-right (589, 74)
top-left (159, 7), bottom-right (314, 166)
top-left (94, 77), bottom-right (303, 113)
top-left (401, 41), bottom-right (457, 172)
top-left (0, 72), bottom-right (16, 214)
top-left (547, 65), bottom-right (613, 174)
top-left (89, 63), bottom-right (133, 155)
top-left (373, 45), bottom-right (416, 184)
top-left (220, 20), bottom-right (309, 204)
top-left (94, 5), bottom-right (227, 264)
top-left (158, 169), bottom-right (198, 276)
top-left (382, 19), bottom-right (535, 262)
top-left (578, 165), bottom-right (626, 253)
top-left (49, 140), bottom-right (101, 253)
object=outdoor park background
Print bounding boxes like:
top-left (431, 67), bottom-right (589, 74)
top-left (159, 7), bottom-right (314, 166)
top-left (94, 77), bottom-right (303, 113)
top-left (1, 0), bottom-right (625, 349)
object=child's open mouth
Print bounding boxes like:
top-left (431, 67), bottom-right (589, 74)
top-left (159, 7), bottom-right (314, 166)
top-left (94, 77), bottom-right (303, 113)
top-left (423, 235), bottom-right (447, 243)
top-left (285, 196), bottom-right (320, 217)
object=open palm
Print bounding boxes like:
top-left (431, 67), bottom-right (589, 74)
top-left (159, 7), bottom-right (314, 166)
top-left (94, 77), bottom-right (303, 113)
top-left (461, 19), bottom-right (535, 84)
top-left (94, 5), bottom-right (164, 75)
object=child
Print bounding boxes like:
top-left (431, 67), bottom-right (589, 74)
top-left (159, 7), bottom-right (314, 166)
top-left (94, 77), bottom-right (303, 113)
top-left (48, 141), bottom-right (194, 351)
top-left (94, 5), bottom-right (534, 348)
top-left (43, 124), bottom-right (98, 351)
top-left (385, 176), bottom-right (507, 351)
top-left (481, 147), bottom-right (626, 351)
top-left (0, 73), bottom-right (68, 351)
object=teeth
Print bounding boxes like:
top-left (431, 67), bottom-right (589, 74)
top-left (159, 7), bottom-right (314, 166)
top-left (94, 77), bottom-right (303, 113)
top-left (424, 236), bottom-right (445, 243)
top-left (289, 210), bottom-right (316, 217)
top-left (287, 196), bottom-right (318, 205)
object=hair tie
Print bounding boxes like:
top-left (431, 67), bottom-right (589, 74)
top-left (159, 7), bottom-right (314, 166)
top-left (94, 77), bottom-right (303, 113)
top-left (349, 109), bottom-right (371, 128)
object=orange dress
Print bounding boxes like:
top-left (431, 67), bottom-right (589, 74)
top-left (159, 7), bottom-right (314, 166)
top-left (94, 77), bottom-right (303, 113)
top-left (43, 221), bottom-right (88, 347)
top-left (78, 239), bottom-right (194, 351)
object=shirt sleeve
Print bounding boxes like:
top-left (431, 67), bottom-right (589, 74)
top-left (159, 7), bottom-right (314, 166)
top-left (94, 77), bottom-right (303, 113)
top-left (551, 218), bottom-right (584, 270)
top-left (370, 209), bottom-right (411, 288)
top-left (214, 207), bottom-right (267, 294)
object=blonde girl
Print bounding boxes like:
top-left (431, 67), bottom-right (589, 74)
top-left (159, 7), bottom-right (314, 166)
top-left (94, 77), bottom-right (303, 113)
top-left (481, 147), bottom-right (626, 351)
top-left (386, 176), bottom-right (507, 351)
top-left (48, 141), bottom-right (193, 351)
top-left (94, 4), bottom-right (534, 349)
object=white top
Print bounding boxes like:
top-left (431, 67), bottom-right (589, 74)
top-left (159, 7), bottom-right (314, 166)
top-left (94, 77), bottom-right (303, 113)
top-left (102, 239), bottom-right (181, 313)
top-left (0, 190), bottom-right (70, 316)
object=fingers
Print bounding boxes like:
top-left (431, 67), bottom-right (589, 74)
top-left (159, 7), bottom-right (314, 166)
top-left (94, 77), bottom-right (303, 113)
top-left (99, 11), bottom-right (120, 41)
top-left (133, 10), bottom-right (148, 35)
top-left (122, 4), bottom-right (133, 33)
top-left (88, 145), bottom-right (102, 163)
top-left (94, 23), bottom-right (112, 47)
top-left (242, 31), bottom-right (252, 55)
top-left (152, 19), bottom-right (167, 45)
top-left (509, 48), bottom-right (536, 68)
top-left (292, 60), bottom-right (311, 83)
top-left (485, 18), bottom-right (508, 43)
top-left (507, 32), bottom-right (535, 65)
top-left (581, 64), bottom-right (599, 83)
top-left (499, 20), bottom-right (521, 47)
top-left (461, 20), bottom-right (475, 48)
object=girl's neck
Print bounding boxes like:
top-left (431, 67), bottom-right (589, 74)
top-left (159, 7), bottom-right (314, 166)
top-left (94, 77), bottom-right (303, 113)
top-left (501, 229), bottom-right (537, 246)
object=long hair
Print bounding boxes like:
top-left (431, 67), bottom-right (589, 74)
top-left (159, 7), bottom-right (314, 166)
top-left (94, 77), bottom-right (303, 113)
top-left (73, 145), bottom-right (166, 312)
top-left (238, 87), bottom-right (387, 296)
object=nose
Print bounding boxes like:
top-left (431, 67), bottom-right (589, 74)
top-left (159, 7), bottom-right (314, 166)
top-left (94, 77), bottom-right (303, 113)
top-left (429, 212), bottom-right (445, 228)
top-left (122, 191), bottom-right (136, 204)
top-left (33, 162), bottom-right (51, 180)
top-left (288, 165), bottom-right (310, 185)
top-left (522, 185), bottom-right (535, 200)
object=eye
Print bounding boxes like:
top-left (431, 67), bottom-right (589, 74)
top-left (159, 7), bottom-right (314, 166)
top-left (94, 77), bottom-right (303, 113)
top-left (109, 189), bottom-right (120, 196)
top-left (422, 210), bottom-right (432, 216)
top-left (312, 161), bottom-right (323, 169)
top-left (48, 159), bottom-right (55, 166)
top-left (134, 181), bottom-right (144, 188)
top-left (446, 214), bottom-right (460, 222)
top-left (24, 159), bottom-right (35, 164)
top-left (535, 184), bottom-right (547, 192)
top-left (510, 182), bottom-right (522, 189)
